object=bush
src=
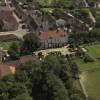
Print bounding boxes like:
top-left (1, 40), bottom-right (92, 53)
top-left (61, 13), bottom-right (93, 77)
top-left (8, 41), bottom-right (20, 60)
top-left (38, 52), bottom-right (43, 59)
top-left (83, 54), bottom-right (94, 63)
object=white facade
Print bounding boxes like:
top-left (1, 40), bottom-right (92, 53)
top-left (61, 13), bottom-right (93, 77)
top-left (40, 34), bottom-right (68, 49)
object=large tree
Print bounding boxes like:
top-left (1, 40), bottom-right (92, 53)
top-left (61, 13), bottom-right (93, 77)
top-left (21, 33), bottom-right (40, 55)
top-left (8, 41), bottom-right (20, 60)
top-left (0, 53), bottom-right (85, 100)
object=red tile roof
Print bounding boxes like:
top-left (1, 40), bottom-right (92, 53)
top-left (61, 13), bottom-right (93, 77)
top-left (0, 64), bottom-right (16, 77)
top-left (0, 55), bottom-right (38, 77)
top-left (39, 30), bottom-right (66, 40)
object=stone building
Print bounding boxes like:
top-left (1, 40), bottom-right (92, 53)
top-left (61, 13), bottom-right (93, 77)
top-left (39, 30), bottom-right (69, 49)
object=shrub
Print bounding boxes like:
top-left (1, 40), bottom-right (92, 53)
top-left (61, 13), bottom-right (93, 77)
top-left (83, 54), bottom-right (94, 63)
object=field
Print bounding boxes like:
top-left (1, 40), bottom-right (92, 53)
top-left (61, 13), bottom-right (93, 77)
top-left (81, 69), bottom-right (100, 100)
top-left (76, 43), bottom-right (100, 100)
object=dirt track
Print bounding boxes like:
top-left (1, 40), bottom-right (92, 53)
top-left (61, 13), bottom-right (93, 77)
top-left (80, 73), bottom-right (89, 100)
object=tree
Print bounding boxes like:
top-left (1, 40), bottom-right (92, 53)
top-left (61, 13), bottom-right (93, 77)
top-left (21, 33), bottom-right (40, 55)
top-left (42, 54), bottom-right (61, 74)
top-left (95, 16), bottom-right (100, 28)
top-left (0, 53), bottom-right (85, 100)
top-left (0, 81), bottom-right (9, 100)
top-left (70, 89), bottom-right (86, 100)
top-left (74, 9), bottom-right (89, 19)
top-left (52, 0), bottom-right (71, 7)
top-left (38, 52), bottom-right (43, 59)
top-left (12, 93), bottom-right (32, 100)
top-left (46, 72), bottom-right (69, 100)
top-left (8, 83), bottom-right (29, 99)
top-left (70, 62), bottom-right (79, 78)
top-left (83, 54), bottom-right (94, 63)
top-left (8, 41), bottom-right (20, 60)
top-left (0, 77), bottom-right (30, 100)
top-left (88, 0), bottom-right (95, 7)
top-left (15, 71), bottom-right (31, 90)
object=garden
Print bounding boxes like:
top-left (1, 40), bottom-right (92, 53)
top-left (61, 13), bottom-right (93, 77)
top-left (0, 40), bottom-right (18, 49)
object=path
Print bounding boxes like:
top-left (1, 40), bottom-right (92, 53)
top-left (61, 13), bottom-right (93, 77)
top-left (79, 73), bottom-right (89, 100)
top-left (34, 46), bottom-right (71, 57)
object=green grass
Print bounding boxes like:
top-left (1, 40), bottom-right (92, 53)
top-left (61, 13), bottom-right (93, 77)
top-left (40, 8), bottom-right (53, 13)
top-left (75, 57), bottom-right (100, 72)
top-left (75, 43), bottom-right (100, 100)
top-left (37, 0), bottom-right (53, 6)
top-left (82, 69), bottom-right (100, 100)
top-left (86, 44), bottom-right (100, 58)
top-left (76, 43), bottom-right (100, 72)
top-left (73, 80), bottom-right (82, 91)
top-left (0, 41), bottom-right (15, 49)
top-left (37, 0), bottom-right (71, 6)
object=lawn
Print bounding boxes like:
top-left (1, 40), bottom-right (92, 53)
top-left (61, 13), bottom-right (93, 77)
top-left (75, 43), bottom-right (100, 100)
top-left (0, 41), bottom-right (15, 49)
top-left (81, 68), bottom-right (100, 100)
top-left (76, 43), bottom-right (100, 72)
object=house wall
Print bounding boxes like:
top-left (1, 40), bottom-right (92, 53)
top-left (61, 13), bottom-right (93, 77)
top-left (40, 34), bottom-right (68, 49)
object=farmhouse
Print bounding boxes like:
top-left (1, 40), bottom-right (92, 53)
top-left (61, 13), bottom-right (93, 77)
top-left (39, 29), bottom-right (69, 49)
